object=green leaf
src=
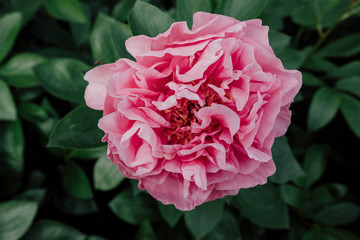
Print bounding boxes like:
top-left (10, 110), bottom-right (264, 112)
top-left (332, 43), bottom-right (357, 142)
top-left (130, 179), bottom-right (142, 196)
top-left (294, 92), bottom-right (304, 102)
top-left (339, 93), bottom-right (360, 139)
top-left (204, 210), bottom-right (242, 240)
top-left (36, 117), bottom-right (58, 140)
top-left (15, 89), bottom-right (43, 103)
top-left (157, 202), bottom-right (183, 228)
top-left (316, 202), bottom-right (360, 226)
top-left (0, 12), bottom-right (22, 63)
top-left (31, 19), bottom-right (73, 48)
top-left (317, 34), bottom-right (360, 58)
top-left (184, 200), bottom-right (225, 240)
top-left (310, 183), bottom-right (348, 204)
top-left (68, 146), bottom-right (107, 160)
top-left (291, 0), bottom-right (344, 29)
top-left (294, 145), bottom-right (328, 189)
top-left (58, 160), bottom-right (93, 200)
top-left (302, 229), bottom-right (337, 240)
top-left (215, 0), bottom-right (270, 20)
top-left (48, 106), bottom-right (104, 149)
top-left (269, 137), bottom-right (304, 184)
top-left (0, 53), bottom-right (46, 88)
top-left (41, 97), bottom-right (58, 117)
top-left (280, 184), bottom-right (306, 208)
top-left (34, 58), bottom-right (88, 103)
top-left (128, 1), bottom-right (174, 37)
top-left (302, 72), bottom-right (324, 87)
top-left (37, 47), bottom-right (89, 60)
top-left (19, 103), bottom-right (48, 123)
top-left (70, 3), bottom-right (91, 47)
top-left (323, 227), bottom-right (360, 240)
top-left (112, 0), bottom-right (136, 22)
top-left (156, 222), bottom-right (188, 240)
top-left (291, 3), bottom-right (315, 28)
top-left (0, 200), bottom-right (38, 240)
top-left (94, 155), bottom-right (125, 191)
top-left (277, 47), bottom-right (306, 70)
top-left (233, 184), bottom-right (289, 229)
top-left (0, 80), bottom-right (17, 121)
top-left (268, 30), bottom-right (291, 55)
top-left (328, 61), bottom-right (360, 78)
top-left (14, 189), bottom-right (46, 206)
top-left (91, 13), bottom-right (133, 63)
top-left (168, 8), bottom-right (177, 20)
top-left (259, 0), bottom-right (299, 30)
top-left (289, 220), bottom-right (307, 240)
top-left (308, 87), bottom-right (340, 132)
top-left (176, 0), bottom-right (211, 27)
top-left (26, 170), bottom-right (46, 189)
top-left (335, 76), bottom-right (360, 98)
top-left (10, 0), bottom-right (43, 24)
top-left (135, 221), bottom-right (156, 240)
top-left (0, 120), bottom-right (24, 195)
top-left (109, 189), bottom-right (160, 225)
top-left (22, 220), bottom-right (86, 240)
top-left (44, 0), bottom-right (86, 23)
top-left (87, 236), bottom-right (107, 240)
top-left (54, 193), bottom-right (98, 215)
top-left (304, 56), bottom-right (338, 74)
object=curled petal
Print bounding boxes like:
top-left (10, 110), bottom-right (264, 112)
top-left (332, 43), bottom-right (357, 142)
top-left (192, 104), bottom-right (240, 137)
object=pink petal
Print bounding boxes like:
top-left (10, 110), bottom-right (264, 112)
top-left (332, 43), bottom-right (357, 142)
top-left (182, 160), bottom-right (207, 190)
top-left (84, 63), bottom-right (117, 85)
top-left (214, 160), bottom-right (276, 191)
top-left (84, 83), bottom-right (107, 110)
top-left (192, 104), bottom-right (240, 137)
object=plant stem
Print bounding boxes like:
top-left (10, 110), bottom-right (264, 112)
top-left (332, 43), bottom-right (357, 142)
top-left (314, 0), bottom-right (324, 37)
top-left (294, 26), bottom-right (305, 48)
top-left (303, 1), bottom-right (356, 64)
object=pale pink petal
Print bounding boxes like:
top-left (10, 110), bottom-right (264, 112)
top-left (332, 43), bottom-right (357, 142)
top-left (152, 95), bottom-right (177, 110)
top-left (214, 160), bottom-right (276, 191)
top-left (84, 83), bottom-right (107, 110)
top-left (192, 104), bottom-right (240, 137)
top-left (140, 173), bottom-right (213, 211)
top-left (176, 40), bottom-right (224, 82)
top-left (182, 161), bottom-right (207, 190)
top-left (273, 104), bottom-right (292, 137)
top-left (84, 63), bottom-right (118, 85)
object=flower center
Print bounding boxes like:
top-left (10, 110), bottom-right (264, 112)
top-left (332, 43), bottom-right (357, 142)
top-left (163, 84), bottom-right (227, 144)
top-left (164, 99), bottom-right (200, 144)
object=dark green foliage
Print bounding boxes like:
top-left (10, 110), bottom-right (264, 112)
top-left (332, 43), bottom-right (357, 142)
top-left (158, 202), bottom-right (183, 228)
top-left (0, 0), bottom-right (359, 239)
top-left (176, 0), bottom-right (211, 28)
top-left (91, 13), bottom-right (133, 63)
top-left (307, 87), bottom-right (340, 132)
top-left (233, 184), bottom-right (289, 229)
top-left (184, 200), bottom-right (225, 239)
top-left (269, 137), bottom-right (304, 184)
top-left (48, 106), bottom-right (104, 149)
top-left (0, 12), bottom-right (22, 63)
top-left (215, 0), bottom-right (270, 20)
top-left (128, 1), bottom-right (174, 37)
top-left (0, 200), bottom-right (38, 240)
top-left (109, 189), bottom-right (160, 225)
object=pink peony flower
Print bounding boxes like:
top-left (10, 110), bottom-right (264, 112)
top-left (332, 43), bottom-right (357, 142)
top-left (84, 12), bottom-right (302, 211)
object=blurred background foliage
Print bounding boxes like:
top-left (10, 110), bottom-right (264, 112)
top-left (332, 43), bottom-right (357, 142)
top-left (0, 0), bottom-right (360, 239)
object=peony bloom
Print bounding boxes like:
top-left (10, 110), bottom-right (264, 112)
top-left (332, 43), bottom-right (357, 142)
top-left (84, 12), bottom-right (301, 211)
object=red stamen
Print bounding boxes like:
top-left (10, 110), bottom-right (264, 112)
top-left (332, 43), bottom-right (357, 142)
top-left (163, 83), bottom-right (224, 144)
